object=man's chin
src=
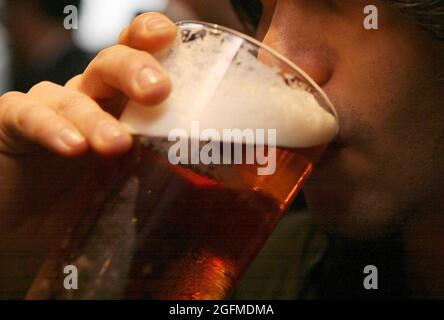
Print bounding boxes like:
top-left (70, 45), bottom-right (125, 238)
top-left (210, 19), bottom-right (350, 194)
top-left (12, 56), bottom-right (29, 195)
top-left (309, 209), bottom-right (365, 240)
top-left (306, 199), bottom-right (404, 241)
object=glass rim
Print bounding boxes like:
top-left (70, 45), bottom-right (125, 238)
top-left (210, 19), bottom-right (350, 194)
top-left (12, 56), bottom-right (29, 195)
top-left (175, 20), bottom-right (339, 127)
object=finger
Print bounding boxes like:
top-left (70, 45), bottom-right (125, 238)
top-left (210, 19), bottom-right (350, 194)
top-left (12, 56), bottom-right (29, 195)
top-left (119, 12), bottom-right (177, 52)
top-left (66, 75), bottom-right (128, 118)
top-left (27, 82), bottom-right (133, 157)
top-left (77, 45), bottom-right (172, 106)
top-left (0, 91), bottom-right (87, 156)
top-left (65, 74), bottom-right (83, 89)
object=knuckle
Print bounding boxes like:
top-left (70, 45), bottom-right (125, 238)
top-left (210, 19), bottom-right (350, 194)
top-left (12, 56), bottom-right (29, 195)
top-left (130, 49), bottom-right (157, 70)
top-left (57, 92), bottom-right (88, 114)
top-left (88, 45), bottom-right (127, 74)
top-left (0, 92), bottom-right (28, 129)
top-left (65, 74), bottom-right (83, 87)
top-left (127, 54), bottom-right (150, 74)
top-left (16, 105), bottom-right (43, 131)
top-left (0, 91), bottom-right (24, 110)
top-left (95, 45), bottom-right (125, 61)
top-left (0, 106), bottom-right (16, 130)
top-left (33, 117), bottom-right (63, 139)
top-left (94, 47), bottom-right (111, 61)
top-left (28, 81), bottom-right (58, 95)
top-left (85, 110), bottom-right (113, 129)
top-left (90, 109), bottom-right (112, 122)
top-left (57, 92), bottom-right (108, 130)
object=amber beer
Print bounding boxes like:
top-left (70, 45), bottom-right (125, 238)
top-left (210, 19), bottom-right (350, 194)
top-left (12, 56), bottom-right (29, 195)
top-left (26, 21), bottom-right (339, 299)
top-left (26, 135), bottom-right (325, 300)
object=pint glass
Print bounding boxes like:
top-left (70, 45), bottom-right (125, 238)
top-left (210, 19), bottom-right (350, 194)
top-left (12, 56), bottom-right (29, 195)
top-left (26, 22), bottom-right (339, 299)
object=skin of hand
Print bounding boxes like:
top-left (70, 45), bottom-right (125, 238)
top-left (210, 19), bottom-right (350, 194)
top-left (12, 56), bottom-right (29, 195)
top-left (0, 13), bottom-right (177, 296)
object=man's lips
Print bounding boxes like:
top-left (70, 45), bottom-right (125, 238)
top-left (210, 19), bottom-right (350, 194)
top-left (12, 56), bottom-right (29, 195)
top-left (332, 130), bottom-right (345, 146)
top-left (317, 139), bottom-right (343, 167)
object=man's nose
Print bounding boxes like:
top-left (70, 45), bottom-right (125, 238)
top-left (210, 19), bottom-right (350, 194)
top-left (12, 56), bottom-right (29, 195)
top-left (262, 25), bottom-right (333, 87)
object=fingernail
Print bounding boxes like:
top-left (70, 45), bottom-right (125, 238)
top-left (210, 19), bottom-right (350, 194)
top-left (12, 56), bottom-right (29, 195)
top-left (97, 122), bottom-right (126, 142)
top-left (59, 128), bottom-right (85, 148)
top-left (145, 16), bottom-right (173, 30)
top-left (137, 67), bottom-right (165, 88)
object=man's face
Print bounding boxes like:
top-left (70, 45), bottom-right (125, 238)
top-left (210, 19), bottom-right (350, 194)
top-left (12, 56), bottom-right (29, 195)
top-left (258, 0), bottom-right (444, 239)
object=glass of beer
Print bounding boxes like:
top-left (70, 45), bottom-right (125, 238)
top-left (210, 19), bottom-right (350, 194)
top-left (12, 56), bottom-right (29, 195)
top-left (26, 21), bottom-right (339, 300)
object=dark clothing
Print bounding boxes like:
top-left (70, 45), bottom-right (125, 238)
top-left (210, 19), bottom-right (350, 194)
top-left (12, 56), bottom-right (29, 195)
top-left (12, 45), bottom-right (92, 92)
top-left (232, 212), bottom-right (410, 299)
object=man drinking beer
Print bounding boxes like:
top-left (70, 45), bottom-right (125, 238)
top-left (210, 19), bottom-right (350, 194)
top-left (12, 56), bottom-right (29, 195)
top-left (0, 0), bottom-right (444, 299)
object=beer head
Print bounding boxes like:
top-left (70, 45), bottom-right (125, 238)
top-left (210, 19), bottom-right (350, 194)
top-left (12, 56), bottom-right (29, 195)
top-left (120, 22), bottom-right (339, 149)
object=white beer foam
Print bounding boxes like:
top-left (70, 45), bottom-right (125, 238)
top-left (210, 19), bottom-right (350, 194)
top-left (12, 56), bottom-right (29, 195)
top-left (120, 29), bottom-right (338, 148)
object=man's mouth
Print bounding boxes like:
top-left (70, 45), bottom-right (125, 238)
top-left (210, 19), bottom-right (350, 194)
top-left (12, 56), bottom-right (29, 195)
top-left (317, 139), bottom-right (343, 167)
top-left (332, 130), bottom-right (345, 146)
